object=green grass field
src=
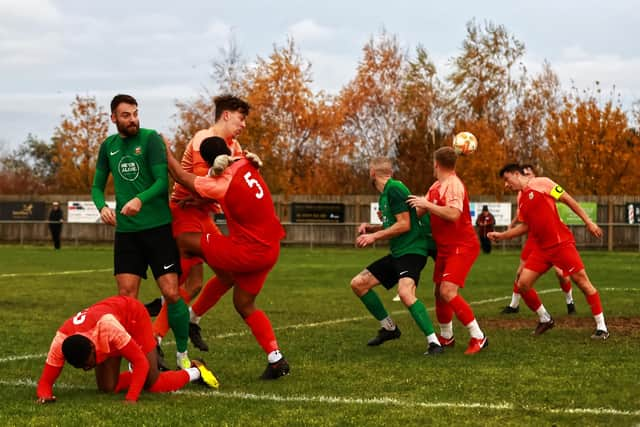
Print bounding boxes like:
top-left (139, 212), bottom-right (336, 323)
top-left (0, 245), bottom-right (639, 426)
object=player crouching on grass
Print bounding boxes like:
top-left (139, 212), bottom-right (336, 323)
top-left (36, 296), bottom-right (218, 404)
top-left (162, 135), bottom-right (290, 380)
top-left (488, 163), bottom-right (609, 340)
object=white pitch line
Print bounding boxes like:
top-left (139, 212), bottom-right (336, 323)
top-left (0, 268), bottom-right (111, 278)
top-left (1, 379), bottom-right (638, 417)
top-left (3, 287), bottom-right (634, 362)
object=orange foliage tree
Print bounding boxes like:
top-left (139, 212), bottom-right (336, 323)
top-left (51, 95), bottom-right (109, 193)
top-left (545, 87), bottom-right (640, 195)
top-left (337, 30), bottom-right (408, 174)
top-left (394, 46), bottom-right (446, 194)
top-left (242, 38), bottom-right (343, 194)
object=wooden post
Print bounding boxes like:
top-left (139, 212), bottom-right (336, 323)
top-left (607, 198), bottom-right (613, 252)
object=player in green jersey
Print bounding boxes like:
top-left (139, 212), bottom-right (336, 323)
top-left (350, 157), bottom-right (443, 355)
top-left (91, 94), bottom-right (191, 370)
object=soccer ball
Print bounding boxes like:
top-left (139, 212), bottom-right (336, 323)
top-left (452, 131), bottom-right (478, 155)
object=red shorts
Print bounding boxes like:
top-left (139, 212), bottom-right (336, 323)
top-left (520, 237), bottom-right (537, 261)
top-left (126, 299), bottom-right (157, 355)
top-left (524, 241), bottom-right (585, 277)
top-left (433, 246), bottom-right (479, 287)
top-left (200, 233), bottom-right (280, 295)
top-left (170, 201), bottom-right (220, 237)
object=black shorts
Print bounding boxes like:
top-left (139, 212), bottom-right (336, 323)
top-left (366, 253), bottom-right (429, 290)
top-left (114, 223), bottom-right (181, 280)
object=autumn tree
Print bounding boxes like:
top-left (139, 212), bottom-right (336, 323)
top-left (172, 36), bottom-right (248, 158)
top-left (545, 86), bottom-right (640, 195)
top-left (445, 20), bottom-right (529, 196)
top-left (337, 30), bottom-right (408, 172)
top-left (243, 38), bottom-right (342, 194)
top-left (394, 46), bottom-right (446, 193)
top-left (447, 19), bottom-right (526, 130)
top-left (510, 61), bottom-right (561, 165)
top-left (0, 134), bottom-right (57, 194)
top-left (51, 95), bottom-right (109, 193)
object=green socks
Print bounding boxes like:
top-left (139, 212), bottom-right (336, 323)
top-left (360, 290), bottom-right (389, 321)
top-left (409, 299), bottom-right (436, 336)
top-left (167, 298), bottom-right (190, 353)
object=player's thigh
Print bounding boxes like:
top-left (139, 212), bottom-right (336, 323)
top-left (202, 234), bottom-right (278, 273)
top-left (551, 243), bottom-right (585, 278)
top-left (95, 357), bottom-right (121, 393)
top-left (522, 248), bottom-right (552, 283)
top-left (438, 249), bottom-right (478, 288)
top-left (114, 231), bottom-right (148, 279)
top-left (233, 267), bottom-right (271, 297)
top-left (140, 224), bottom-right (182, 279)
top-left (392, 254), bottom-right (426, 287)
top-left (363, 254), bottom-right (397, 290)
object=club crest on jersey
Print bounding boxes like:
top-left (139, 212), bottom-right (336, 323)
top-left (529, 192), bottom-right (534, 200)
top-left (118, 156), bottom-right (140, 181)
top-left (135, 146), bottom-right (142, 155)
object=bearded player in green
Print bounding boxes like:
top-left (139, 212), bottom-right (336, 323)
top-left (351, 157), bottom-right (443, 355)
top-left (91, 94), bottom-right (191, 370)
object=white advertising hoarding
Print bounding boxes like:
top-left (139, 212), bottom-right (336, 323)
top-left (67, 201), bottom-right (115, 223)
top-left (372, 202), bottom-right (512, 226)
top-left (370, 202), bottom-right (382, 225)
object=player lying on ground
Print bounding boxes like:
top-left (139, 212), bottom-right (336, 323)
top-left (36, 296), bottom-right (218, 404)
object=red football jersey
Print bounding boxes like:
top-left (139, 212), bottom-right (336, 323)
top-left (518, 177), bottom-right (574, 249)
top-left (194, 158), bottom-right (285, 246)
top-left (426, 173), bottom-right (478, 254)
top-left (48, 296), bottom-right (141, 367)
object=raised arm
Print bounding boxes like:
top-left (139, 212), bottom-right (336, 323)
top-left (558, 192), bottom-right (603, 238)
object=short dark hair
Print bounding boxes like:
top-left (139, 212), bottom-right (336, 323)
top-left (200, 136), bottom-right (231, 166)
top-left (110, 94), bottom-right (138, 113)
top-left (498, 163), bottom-right (524, 177)
top-left (62, 335), bottom-right (92, 368)
top-left (214, 95), bottom-right (250, 122)
top-left (434, 146), bottom-right (457, 170)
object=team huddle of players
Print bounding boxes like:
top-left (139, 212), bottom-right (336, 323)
top-left (35, 94), bottom-right (608, 404)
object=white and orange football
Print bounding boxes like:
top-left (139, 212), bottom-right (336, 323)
top-left (452, 131), bottom-right (478, 155)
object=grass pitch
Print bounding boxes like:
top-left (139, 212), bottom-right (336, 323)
top-left (0, 245), bottom-right (638, 426)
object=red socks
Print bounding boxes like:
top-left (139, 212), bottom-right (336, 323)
top-left (244, 310), bottom-right (279, 354)
top-left (435, 297), bottom-right (454, 324)
top-left (520, 288), bottom-right (543, 312)
top-left (586, 291), bottom-right (603, 316)
top-left (448, 295), bottom-right (475, 326)
top-left (560, 279), bottom-right (572, 293)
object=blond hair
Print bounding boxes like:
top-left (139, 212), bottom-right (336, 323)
top-left (369, 157), bottom-right (393, 176)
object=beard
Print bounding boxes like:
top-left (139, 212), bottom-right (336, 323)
top-left (116, 120), bottom-right (139, 137)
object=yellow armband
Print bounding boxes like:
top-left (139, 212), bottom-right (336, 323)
top-left (550, 185), bottom-right (564, 200)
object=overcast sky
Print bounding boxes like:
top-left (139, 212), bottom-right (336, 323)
top-left (1, 0), bottom-right (639, 154)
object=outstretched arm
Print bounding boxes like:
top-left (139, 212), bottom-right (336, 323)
top-left (488, 223), bottom-right (529, 242)
top-left (407, 195), bottom-right (461, 222)
top-left (356, 212), bottom-right (410, 248)
top-left (161, 135), bottom-right (197, 194)
top-left (559, 192), bottom-right (602, 238)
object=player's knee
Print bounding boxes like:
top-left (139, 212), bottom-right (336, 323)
top-left (350, 276), bottom-right (365, 295)
top-left (117, 287), bottom-right (136, 298)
